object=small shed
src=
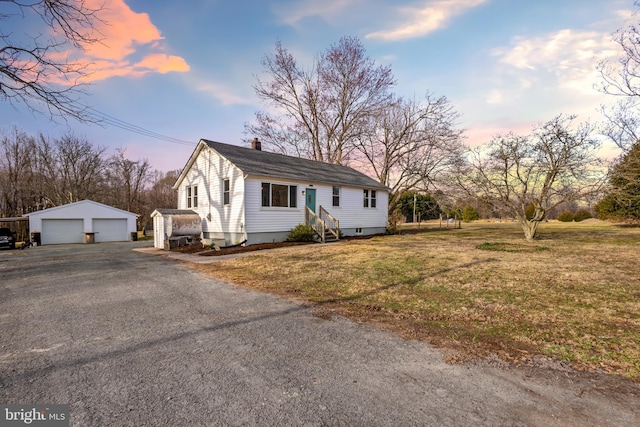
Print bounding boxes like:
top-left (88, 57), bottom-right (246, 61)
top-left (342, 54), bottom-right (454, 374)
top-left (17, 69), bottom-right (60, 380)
top-left (150, 209), bottom-right (201, 249)
top-left (24, 200), bottom-right (138, 245)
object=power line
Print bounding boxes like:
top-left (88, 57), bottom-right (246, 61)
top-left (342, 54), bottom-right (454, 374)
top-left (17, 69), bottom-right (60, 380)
top-left (85, 107), bottom-right (196, 146)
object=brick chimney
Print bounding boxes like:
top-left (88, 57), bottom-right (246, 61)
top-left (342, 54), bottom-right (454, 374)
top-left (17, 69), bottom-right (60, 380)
top-left (251, 137), bottom-right (261, 151)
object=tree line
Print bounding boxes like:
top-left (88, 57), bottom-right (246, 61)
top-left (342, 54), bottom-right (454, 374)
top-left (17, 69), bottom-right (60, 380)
top-left (0, 127), bottom-right (178, 230)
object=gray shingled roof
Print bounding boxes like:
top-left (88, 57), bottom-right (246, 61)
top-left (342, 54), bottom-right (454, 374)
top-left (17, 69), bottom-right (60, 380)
top-left (152, 209), bottom-right (198, 216)
top-left (203, 140), bottom-right (388, 191)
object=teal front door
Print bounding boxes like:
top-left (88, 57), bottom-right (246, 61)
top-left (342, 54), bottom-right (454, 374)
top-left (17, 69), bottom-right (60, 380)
top-left (305, 188), bottom-right (316, 213)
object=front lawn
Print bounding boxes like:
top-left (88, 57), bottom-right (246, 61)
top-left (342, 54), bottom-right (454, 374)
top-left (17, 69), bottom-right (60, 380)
top-left (194, 221), bottom-right (640, 381)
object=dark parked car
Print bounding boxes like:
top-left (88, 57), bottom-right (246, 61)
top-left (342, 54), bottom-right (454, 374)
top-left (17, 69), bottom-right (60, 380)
top-left (0, 228), bottom-right (16, 249)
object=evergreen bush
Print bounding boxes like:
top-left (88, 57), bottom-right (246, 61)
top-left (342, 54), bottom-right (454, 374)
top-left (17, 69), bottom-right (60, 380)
top-left (461, 206), bottom-right (479, 222)
top-left (286, 224), bottom-right (317, 242)
top-left (574, 209), bottom-right (593, 222)
top-left (557, 211), bottom-right (574, 222)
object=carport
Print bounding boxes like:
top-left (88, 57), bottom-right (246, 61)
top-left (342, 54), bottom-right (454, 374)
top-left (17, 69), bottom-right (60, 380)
top-left (25, 200), bottom-right (138, 245)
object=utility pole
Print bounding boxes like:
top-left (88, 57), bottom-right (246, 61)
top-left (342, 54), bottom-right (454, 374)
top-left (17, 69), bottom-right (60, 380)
top-left (413, 193), bottom-right (417, 224)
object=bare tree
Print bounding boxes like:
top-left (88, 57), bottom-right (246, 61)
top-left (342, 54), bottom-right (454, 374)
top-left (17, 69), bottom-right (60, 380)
top-left (1, 127), bottom-right (178, 224)
top-left (597, 1), bottom-right (640, 97)
top-left (145, 169), bottom-right (179, 209)
top-left (0, 0), bottom-right (103, 121)
top-left (104, 149), bottom-right (151, 215)
top-left (140, 169), bottom-right (179, 231)
top-left (247, 36), bottom-right (395, 164)
top-left (354, 93), bottom-right (465, 201)
top-left (37, 132), bottom-right (105, 204)
top-left (458, 115), bottom-right (604, 241)
top-left (600, 98), bottom-right (640, 154)
top-left (0, 127), bottom-right (38, 216)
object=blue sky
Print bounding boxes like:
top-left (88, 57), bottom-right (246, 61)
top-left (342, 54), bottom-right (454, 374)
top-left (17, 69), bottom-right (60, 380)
top-left (0, 0), bottom-right (634, 171)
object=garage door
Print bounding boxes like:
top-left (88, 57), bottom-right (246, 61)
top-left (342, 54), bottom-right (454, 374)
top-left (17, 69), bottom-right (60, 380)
top-left (93, 219), bottom-right (128, 242)
top-left (42, 219), bottom-right (84, 245)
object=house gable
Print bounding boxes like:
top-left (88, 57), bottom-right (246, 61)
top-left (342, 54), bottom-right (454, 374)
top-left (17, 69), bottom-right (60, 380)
top-left (174, 143), bottom-right (246, 245)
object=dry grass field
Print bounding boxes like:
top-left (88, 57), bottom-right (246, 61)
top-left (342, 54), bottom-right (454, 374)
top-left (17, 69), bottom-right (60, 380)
top-left (193, 220), bottom-right (640, 381)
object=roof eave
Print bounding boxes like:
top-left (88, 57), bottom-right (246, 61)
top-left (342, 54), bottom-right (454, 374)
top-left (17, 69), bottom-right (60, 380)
top-left (172, 140), bottom-right (206, 190)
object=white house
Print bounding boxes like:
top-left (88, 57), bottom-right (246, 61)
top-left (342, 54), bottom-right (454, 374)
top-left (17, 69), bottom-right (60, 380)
top-left (172, 138), bottom-right (389, 246)
top-left (25, 200), bottom-right (138, 245)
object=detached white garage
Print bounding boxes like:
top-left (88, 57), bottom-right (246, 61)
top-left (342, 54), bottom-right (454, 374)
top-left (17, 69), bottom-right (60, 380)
top-left (25, 200), bottom-right (138, 245)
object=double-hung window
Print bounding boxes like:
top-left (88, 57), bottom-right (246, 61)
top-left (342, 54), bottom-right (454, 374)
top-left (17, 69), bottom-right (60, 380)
top-left (332, 186), bottom-right (340, 207)
top-left (223, 179), bottom-right (230, 205)
top-left (187, 185), bottom-right (198, 208)
top-left (363, 189), bottom-right (377, 208)
top-left (261, 182), bottom-right (297, 208)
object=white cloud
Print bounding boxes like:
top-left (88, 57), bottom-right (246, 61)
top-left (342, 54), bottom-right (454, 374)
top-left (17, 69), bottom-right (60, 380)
top-left (194, 80), bottom-right (250, 106)
top-left (491, 29), bottom-right (617, 95)
top-left (275, 0), bottom-right (359, 27)
top-left (455, 26), bottom-right (625, 146)
top-left (485, 89), bottom-right (503, 105)
top-left (366, 0), bottom-right (488, 41)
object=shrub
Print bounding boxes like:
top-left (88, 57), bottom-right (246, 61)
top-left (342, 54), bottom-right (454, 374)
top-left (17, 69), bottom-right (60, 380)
top-left (461, 206), bottom-right (479, 223)
top-left (574, 209), bottom-right (593, 222)
top-left (525, 203), bottom-right (536, 221)
top-left (386, 209), bottom-right (402, 234)
top-left (286, 224), bottom-right (317, 242)
top-left (557, 211), bottom-right (574, 222)
top-left (394, 191), bottom-right (441, 222)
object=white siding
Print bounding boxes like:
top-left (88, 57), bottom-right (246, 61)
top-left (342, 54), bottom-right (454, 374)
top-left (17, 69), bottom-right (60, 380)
top-left (153, 215), bottom-right (165, 249)
top-left (244, 177), bottom-right (305, 233)
top-left (244, 177), bottom-right (388, 236)
top-left (337, 186), bottom-right (388, 231)
top-left (177, 148), bottom-right (246, 244)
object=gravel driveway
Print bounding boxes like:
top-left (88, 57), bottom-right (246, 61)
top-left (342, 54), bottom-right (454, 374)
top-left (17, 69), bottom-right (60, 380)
top-left (1, 242), bottom-right (638, 426)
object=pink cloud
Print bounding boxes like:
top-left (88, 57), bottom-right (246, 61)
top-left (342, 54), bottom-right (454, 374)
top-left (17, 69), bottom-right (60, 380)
top-left (134, 54), bottom-right (190, 74)
top-left (53, 0), bottom-right (190, 83)
top-left (464, 122), bottom-right (537, 147)
top-left (83, 0), bottom-right (162, 60)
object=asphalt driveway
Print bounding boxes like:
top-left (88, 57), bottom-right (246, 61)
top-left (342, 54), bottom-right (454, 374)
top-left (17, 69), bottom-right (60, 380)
top-left (0, 242), bottom-right (638, 426)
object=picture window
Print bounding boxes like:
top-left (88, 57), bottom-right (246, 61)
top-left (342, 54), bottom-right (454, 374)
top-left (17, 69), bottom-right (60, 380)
top-left (261, 182), bottom-right (297, 208)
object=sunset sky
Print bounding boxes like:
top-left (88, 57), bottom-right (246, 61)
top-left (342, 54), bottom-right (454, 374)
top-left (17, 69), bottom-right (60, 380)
top-left (0, 0), bottom-right (635, 171)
